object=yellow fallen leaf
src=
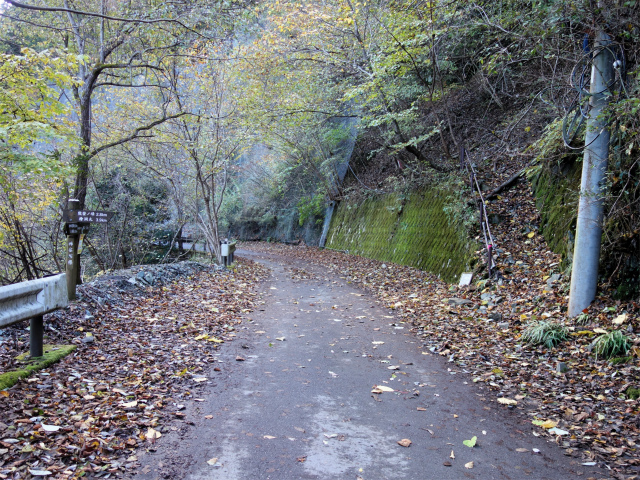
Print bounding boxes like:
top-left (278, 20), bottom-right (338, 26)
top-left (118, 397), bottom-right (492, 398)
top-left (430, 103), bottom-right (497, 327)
top-left (207, 337), bottom-right (223, 343)
top-left (593, 328), bottom-right (608, 334)
top-left (527, 231), bottom-right (535, 238)
top-left (540, 420), bottom-right (558, 429)
top-left (371, 385), bottom-right (394, 393)
top-left (264, 435), bottom-right (276, 439)
top-left (465, 461), bottom-right (474, 469)
top-left (195, 334), bottom-right (209, 340)
top-left (497, 397), bottom-right (517, 406)
top-left (613, 313), bottom-right (627, 325)
top-left (397, 438), bottom-right (412, 447)
top-left (206, 458), bottom-right (219, 466)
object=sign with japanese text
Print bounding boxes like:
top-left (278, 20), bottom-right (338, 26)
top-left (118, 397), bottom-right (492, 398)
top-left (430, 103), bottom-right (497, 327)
top-left (63, 210), bottom-right (114, 224)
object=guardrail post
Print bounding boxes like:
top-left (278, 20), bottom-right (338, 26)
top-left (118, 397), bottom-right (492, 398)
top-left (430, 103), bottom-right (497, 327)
top-left (30, 315), bottom-right (44, 357)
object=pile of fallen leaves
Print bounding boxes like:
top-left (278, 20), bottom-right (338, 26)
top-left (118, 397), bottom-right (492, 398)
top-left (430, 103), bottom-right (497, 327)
top-left (0, 260), bottom-right (268, 479)
top-left (241, 187), bottom-right (640, 480)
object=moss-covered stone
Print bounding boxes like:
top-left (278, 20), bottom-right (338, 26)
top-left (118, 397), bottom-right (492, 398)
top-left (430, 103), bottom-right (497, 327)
top-left (325, 190), bottom-right (476, 282)
top-left (0, 344), bottom-right (76, 391)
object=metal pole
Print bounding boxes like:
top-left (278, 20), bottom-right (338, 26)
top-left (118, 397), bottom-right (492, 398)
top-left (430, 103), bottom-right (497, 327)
top-left (568, 31), bottom-right (614, 316)
top-left (30, 315), bottom-right (44, 357)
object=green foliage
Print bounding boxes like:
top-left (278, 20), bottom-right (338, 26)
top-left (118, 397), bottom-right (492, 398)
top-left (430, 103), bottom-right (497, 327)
top-left (0, 48), bottom-right (79, 150)
top-left (521, 321), bottom-right (569, 349)
top-left (593, 330), bottom-right (631, 360)
top-left (297, 193), bottom-right (325, 226)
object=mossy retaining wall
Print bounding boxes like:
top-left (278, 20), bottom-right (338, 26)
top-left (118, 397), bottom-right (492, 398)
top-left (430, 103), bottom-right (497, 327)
top-left (325, 191), bottom-right (475, 282)
top-left (530, 159), bottom-right (581, 262)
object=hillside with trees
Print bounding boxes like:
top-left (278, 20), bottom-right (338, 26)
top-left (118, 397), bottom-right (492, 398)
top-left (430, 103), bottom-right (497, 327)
top-left (0, 1), bottom-right (638, 294)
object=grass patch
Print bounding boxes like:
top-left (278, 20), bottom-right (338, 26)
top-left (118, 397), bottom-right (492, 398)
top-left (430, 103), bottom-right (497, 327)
top-left (521, 320), bottom-right (569, 349)
top-left (593, 330), bottom-right (631, 360)
top-left (0, 344), bottom-right (76, 391)
top-left (626, 387), bottom-right (640, 400)
top-left (575, 313), bottom-right (590, 325)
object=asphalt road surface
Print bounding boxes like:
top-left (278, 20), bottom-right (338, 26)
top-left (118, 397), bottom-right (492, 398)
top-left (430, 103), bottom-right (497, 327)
top-left (130, 249), bottom-right (601, 480)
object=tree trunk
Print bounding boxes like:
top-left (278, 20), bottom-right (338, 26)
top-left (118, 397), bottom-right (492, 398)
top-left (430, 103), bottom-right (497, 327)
top-left (73, 98), bottom-right (92, 209)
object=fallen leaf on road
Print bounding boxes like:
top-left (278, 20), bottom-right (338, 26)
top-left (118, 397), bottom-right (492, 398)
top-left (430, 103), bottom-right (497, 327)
top-left (264, 435), bottom-right (276, 439)
top-left (371, 385), bottom-right (394, 393)
top-left (497, 397), bottom-right (517, 406)
top-left (207, 458), bottom-right (219, 466)
top-left (146, 428), bottom-right (161, 441)
top-left (548, 427), bottom-right (569, 436)
top-left (516, 448), bottom-right (528, 452)
top-left (372, 341), bottom-right (384, 345)
top-left (450, 450), bottom-right (455, 459)
top-left (297, 456), bottom-right (307, 462)
top-left (397, 439), bottom-right (412, 447)
top-left (443, 461), bottom-right (452, 467)
top-left (463, 436), bottom-right (477, 448)
top-left (465, 461), bottom-right (474, 469)
top-left (236, 356), bottom-right (245, 361)
top-left (294, 427), bottom-right (305, 433)
top-left (121, 400), bottom-right (138, 408)
top-left (532, 419), bottom-right (557, 429)
top-left (417, 407), bottom-right (427, 411)
top-left (276, 337), bottom-right (286, 341)
top-left (204, 415), bottom-right (213, 419)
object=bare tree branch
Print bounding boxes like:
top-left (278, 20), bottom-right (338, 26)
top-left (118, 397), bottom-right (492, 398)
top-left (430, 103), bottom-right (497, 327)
top-left (89, 112), bottom-right (190, 158)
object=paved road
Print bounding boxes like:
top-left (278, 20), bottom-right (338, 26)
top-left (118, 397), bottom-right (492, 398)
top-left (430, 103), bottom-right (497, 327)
top-left (131, 249), bottom-right (600, 480)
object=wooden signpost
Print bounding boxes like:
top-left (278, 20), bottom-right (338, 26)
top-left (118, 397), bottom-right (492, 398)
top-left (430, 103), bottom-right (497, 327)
top-left (63, 199), bottom-right (115, 300)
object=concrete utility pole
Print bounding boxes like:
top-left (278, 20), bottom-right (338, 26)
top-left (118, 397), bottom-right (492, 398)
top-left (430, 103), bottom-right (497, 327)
top-left (568, 31), bottom-right (615, 317)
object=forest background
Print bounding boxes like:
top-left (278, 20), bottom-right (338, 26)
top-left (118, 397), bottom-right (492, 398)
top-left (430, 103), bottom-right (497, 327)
top-left (0, 0), bottom-right (638, 298)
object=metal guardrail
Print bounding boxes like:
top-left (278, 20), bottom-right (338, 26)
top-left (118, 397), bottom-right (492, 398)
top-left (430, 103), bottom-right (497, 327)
top-left (0, 274), bottom-right (68, 357)
top-left (221, 241), bottom-right (237, 267)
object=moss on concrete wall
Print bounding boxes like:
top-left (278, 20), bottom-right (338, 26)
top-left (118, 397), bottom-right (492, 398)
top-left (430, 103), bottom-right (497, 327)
top-left (325, 190), bottom-right (475, 282)
top-left (530, 159), bottom-right (581, 261)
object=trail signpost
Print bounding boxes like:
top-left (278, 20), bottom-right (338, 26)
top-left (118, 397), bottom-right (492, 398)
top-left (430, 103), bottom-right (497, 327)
top-left (63, 200), bottom-right (115, 300)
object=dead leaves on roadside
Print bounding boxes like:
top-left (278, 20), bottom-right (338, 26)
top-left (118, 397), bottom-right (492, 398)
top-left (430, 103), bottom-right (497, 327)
top-left (0, 260), bottom-right (268, 478)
